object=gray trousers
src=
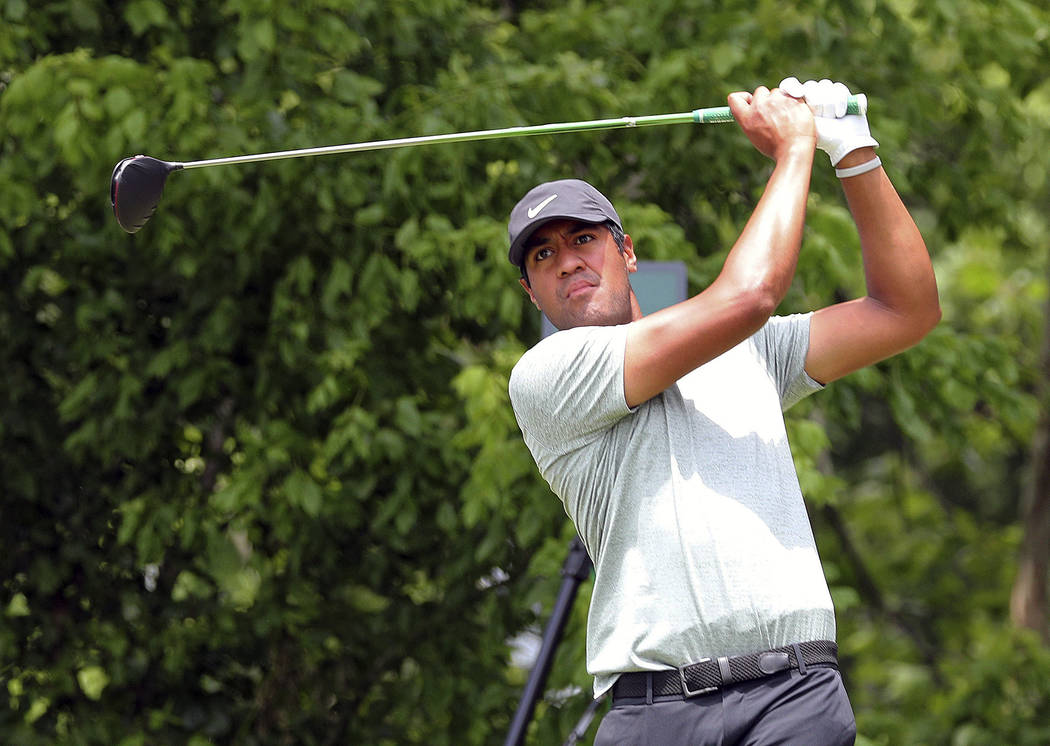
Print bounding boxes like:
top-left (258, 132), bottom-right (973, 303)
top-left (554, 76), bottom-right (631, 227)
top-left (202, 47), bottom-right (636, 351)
top-left (594, 666), bottom-right (856, 746)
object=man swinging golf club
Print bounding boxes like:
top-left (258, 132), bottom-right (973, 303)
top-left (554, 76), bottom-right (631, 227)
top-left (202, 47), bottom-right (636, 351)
top-left (506, 77), bottom-right (940, 744)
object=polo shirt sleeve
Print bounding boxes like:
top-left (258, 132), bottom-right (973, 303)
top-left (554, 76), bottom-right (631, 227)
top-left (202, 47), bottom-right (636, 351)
top-left (752, 313), bottom-right (825, 410)
top-left (509, 325), bottom-right (634, 456)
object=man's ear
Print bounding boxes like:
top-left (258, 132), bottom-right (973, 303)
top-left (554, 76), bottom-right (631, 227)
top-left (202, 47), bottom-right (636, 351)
top-left (623, 234), bottom-right (638, 273)
top-left (519, 277), bottom-right (541, 309)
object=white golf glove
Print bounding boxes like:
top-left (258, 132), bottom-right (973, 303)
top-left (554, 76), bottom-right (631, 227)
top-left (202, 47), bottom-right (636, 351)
top-left (780, 77), bottom-right (879, 166)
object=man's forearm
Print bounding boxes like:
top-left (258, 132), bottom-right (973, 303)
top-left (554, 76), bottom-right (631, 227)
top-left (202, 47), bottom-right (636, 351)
top-left (719, 139), bottom-right (815, 305)
top-left (622, 87), bottom-right (817, 407)
top-left (623, 140), bottom-right (814, 407)
top-left (838, 147), bottom-right (940, 326)
top-left (804, 149), bottom-right (941, 384)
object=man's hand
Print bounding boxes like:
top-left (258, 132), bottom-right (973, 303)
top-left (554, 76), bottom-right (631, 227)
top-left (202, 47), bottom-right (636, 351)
top-left (727, 85), bottom-right (816, 162)
top-left (780, 77), bottom-right (879, 166)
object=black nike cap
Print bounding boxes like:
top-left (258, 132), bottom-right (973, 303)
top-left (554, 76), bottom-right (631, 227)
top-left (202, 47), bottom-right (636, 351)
top-left (507, 179), bottom-right (622, 268)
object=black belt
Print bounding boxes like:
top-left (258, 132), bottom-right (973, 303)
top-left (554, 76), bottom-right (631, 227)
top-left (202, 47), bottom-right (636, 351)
top-left (611, 640), bottom-right (838, 705)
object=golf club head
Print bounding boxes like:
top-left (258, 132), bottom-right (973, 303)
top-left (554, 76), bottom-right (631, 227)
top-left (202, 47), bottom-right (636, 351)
top-left (110, 155), bottom-right (181, 233)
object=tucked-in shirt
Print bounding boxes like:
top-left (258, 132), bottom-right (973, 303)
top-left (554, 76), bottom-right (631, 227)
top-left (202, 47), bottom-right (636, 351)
top-left (509, 314), bottom-right (834, 697)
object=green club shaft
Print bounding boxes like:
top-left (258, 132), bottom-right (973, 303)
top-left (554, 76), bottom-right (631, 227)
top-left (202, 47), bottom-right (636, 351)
top-left (179, 95), bottom-right (867, 170)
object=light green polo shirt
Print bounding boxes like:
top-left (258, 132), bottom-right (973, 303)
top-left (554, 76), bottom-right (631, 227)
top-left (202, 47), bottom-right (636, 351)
top-left (509, 314), bottom-right (835, 697)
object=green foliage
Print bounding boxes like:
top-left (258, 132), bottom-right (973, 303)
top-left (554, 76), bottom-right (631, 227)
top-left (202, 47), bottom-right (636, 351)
top-left (2, 0), bottom-right (1048, 743)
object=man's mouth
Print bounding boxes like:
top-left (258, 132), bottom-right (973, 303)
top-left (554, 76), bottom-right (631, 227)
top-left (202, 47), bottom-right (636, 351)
top-left (565, 279), bottom-right (597, 299)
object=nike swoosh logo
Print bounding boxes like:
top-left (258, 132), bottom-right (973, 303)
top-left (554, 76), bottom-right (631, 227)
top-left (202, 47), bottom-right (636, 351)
top-left (527, 194), bottom-right (558, 219)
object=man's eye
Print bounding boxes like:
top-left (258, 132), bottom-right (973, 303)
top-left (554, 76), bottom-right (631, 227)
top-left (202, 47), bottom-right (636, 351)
top-left (535, 247), bottom-right (554, 261)
top-left (575, 234), bottom-right (594, 245)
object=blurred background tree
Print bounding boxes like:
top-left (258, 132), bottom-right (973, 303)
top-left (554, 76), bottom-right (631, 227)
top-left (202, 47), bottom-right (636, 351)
top-left (1, 1), bottom-right (1048, 744)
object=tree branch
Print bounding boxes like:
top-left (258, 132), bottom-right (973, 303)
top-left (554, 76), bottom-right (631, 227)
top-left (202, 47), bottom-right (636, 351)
top-left (1010, 250), bottom-right (1050, 640)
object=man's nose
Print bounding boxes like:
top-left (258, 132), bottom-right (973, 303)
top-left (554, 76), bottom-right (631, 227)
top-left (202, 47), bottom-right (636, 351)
top-left (555, 247), bottom-right (584, 276)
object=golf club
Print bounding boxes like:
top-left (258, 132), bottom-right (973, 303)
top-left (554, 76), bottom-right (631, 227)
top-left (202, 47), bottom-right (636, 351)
top-left (111, 95), bottom-right (866, 233)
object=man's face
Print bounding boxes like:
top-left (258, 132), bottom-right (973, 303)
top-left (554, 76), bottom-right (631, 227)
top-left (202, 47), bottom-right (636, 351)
top-left (519, 219), bottom-right (638, 330)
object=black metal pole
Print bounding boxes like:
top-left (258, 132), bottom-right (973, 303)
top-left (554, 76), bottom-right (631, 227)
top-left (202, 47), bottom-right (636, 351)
top-left (504, 536), bottom-right (593, 746)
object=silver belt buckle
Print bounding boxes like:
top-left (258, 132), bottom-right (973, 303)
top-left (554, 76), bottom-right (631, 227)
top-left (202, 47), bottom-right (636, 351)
top-left (678, 658), bottom-right (718, 698)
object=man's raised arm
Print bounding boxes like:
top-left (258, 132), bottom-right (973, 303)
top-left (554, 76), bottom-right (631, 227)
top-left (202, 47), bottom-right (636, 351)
top-left (623, 86), bottom-right (816, 407)
top-left (781, 78), bottom-right (940, 384)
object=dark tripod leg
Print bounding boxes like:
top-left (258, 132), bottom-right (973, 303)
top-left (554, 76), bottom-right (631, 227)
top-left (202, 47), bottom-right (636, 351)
top-left (503, 535), bottom-right (593, 746)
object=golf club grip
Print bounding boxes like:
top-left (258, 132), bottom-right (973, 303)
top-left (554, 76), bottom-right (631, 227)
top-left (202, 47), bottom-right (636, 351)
top-left (693, 93), bottom-right (867, 123)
